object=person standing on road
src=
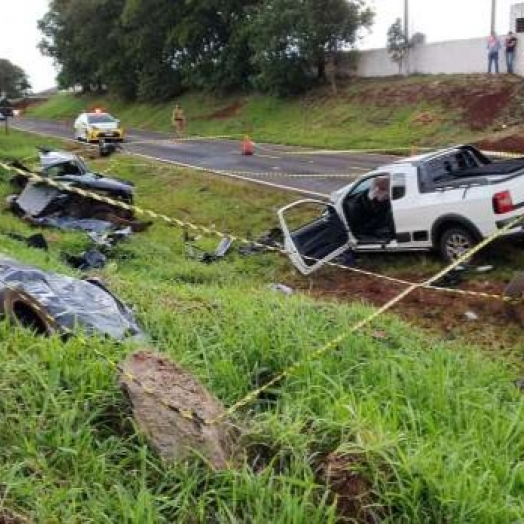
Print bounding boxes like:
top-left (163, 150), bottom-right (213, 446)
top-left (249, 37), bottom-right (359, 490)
top-left (505, 31), bottom-right (518, 74)
top-left (487, 32), bottom-right (501, 74)
top-left (172, 103), bottom-right (186, 139)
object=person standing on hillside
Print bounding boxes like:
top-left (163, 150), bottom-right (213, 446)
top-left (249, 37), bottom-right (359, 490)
top-left (172, 103), bottom-right (186, 139)
top-left (487, 32), bottom-right (501, 74)
top-left (505, 31), bottom-right (518, 74)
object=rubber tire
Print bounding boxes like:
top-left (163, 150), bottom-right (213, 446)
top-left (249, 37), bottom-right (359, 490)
top-left (0, 288), bottom-right (59, 336)
top-left (438, 225), bottom-right (478, 263)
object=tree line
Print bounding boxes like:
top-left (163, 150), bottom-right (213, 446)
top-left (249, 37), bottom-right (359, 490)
top-left (38, 0), bottom-right (373, 101)
top-left (0, 59), bottom-right (31, 99)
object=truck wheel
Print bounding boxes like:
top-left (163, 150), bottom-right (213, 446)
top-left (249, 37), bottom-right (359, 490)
top-left (439, 226), bottom-right (477, 263)
top-left (0, 288), bottom-right (58, 336)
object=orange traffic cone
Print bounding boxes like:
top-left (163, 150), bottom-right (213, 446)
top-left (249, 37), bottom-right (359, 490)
top-left (242, 135), bottom-right (254, 156)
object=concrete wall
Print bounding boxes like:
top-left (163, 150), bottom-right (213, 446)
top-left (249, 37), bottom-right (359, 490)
top-left (356, 35), bottom-right (524, 77)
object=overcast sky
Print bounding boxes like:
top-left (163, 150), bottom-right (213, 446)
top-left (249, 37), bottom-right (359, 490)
top-left (360, 0), bottom-right (516, 48)
top-left (0, 0), bottom-right (519, 92)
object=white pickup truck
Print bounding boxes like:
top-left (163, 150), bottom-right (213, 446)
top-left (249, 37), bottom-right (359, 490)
top-left (278, 145), bottom-right (524, 275)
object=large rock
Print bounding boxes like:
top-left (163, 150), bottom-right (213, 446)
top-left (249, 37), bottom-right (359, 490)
top-left (119, 351), bottom-right (234, 469)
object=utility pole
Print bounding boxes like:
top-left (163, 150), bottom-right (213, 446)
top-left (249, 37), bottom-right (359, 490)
top-left (404, 0), bottom-right (410, 75)
top-left (491, 0), bottom-right (496, 33)
top-left (404, 0), bottom-right (409, 42)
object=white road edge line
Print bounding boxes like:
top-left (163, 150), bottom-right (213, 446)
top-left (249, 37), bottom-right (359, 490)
top-left (10, 123), bottom-right (330, 198)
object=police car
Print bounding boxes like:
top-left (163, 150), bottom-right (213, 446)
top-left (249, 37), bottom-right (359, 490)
top-left (73, 109), bottom-right (124, 142)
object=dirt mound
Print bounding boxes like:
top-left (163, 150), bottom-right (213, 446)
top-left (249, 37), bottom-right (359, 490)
top-left (317, 452), bottom-right (382, 523)
top-left (357, 75), bottom-right (520, 130)
top-left (204, 100), bottom-right (245, 120)
top-left (476, 134), bottom-right (524, 154)
top-left (0, 510), bottom-right (27, 524)
top-left (411, 111), bottom-right (441, 125)
top-left (120, 351), bottom-right (235, 469)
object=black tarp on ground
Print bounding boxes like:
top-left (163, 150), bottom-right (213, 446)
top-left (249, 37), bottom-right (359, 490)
top-left (0, 255), bottom-right (144, 341)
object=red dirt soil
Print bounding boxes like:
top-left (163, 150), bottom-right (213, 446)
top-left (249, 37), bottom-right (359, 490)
top-left (195, 100), bottom-right (245, 121)
top-left (476, 134), bottom-right (524, 154)
top-left (293, 269), bottom-right (524, 352)
top-left (357, 75), bottom-right (519, 131)
top-left (316, 452), bottom-right (381, 523)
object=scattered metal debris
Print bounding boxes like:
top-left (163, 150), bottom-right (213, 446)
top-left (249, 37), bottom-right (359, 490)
top-left (475, 265), bottom-right (494, 273)
top-left (88, 227), bottom-right (133, 248)
top-left (185, 236), bottom-right (234, 263)
top-left (64, 227), bottom-right (134, 271)
top-left (268, 283), bottom-right (293, 295)
top-left (98, 138), bottom-right (122, 158)
top-left (464, 311), bottom-right (479, 321)
top-left (2, 230), bottom-right (48, 251)
top-left (64, 248), bottom-right (107, 271)
top-left (238, 227), bottom-right (283, 256)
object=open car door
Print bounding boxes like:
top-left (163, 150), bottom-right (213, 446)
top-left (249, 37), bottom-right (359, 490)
top-left (278, 199), bottom-right (353, 275)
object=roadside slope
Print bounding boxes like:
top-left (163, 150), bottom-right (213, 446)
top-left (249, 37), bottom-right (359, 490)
top-left (1, 131), bottom-right (524, 522)
top-left (27, 74), bottom-right (524, 150)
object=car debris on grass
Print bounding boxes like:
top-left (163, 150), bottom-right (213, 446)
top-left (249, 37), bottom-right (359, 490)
top-left (4, 147), bottom-right (151, 234)
top-left (238, 227), bottom-right (284, 256)
top-left (184, 234), bottom-right (234, 264)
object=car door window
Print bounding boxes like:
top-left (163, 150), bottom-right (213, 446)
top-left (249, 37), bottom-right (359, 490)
top-left (427, 152), bottom-right (473, 186)
top-left (346, 177), bottom-right (375, 200)
top-left (391, 173), bottom-right (406, 200)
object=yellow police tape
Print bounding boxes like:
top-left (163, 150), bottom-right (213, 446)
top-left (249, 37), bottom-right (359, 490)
top-left (208, 210), bottom-right (524, 425)
top-left (0, 201), bottom-right (522, 427)
top-left (0, 160), bottom-right (516, 304)
top-left (0, 160), bottom-right (523, 427)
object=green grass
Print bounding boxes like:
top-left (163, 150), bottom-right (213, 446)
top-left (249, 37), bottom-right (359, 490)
top-left (27, 76), bottom-right (482, 150)
top-left (1, 131), bottom-right (524, 522)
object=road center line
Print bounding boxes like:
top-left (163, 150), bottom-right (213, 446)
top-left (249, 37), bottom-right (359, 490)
top-left (9, 123), bottom-right (330, 198)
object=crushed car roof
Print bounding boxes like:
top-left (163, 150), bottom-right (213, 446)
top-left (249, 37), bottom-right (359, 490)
top-left (39, 150), bottom-right (84, 170)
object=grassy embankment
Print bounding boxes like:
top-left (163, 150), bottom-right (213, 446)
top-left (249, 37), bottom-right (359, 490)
top-left (0, 131), bottom-right (523, 522)
top-left (27, 75), bottom-right (490, 150)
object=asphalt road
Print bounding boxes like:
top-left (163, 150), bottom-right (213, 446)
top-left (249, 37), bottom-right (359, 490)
top-left (11, 117), bottom-right (401, 197)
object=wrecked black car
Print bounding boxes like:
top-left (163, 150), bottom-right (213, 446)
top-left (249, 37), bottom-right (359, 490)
top-left (6, 148), bottom-right (150, 234)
